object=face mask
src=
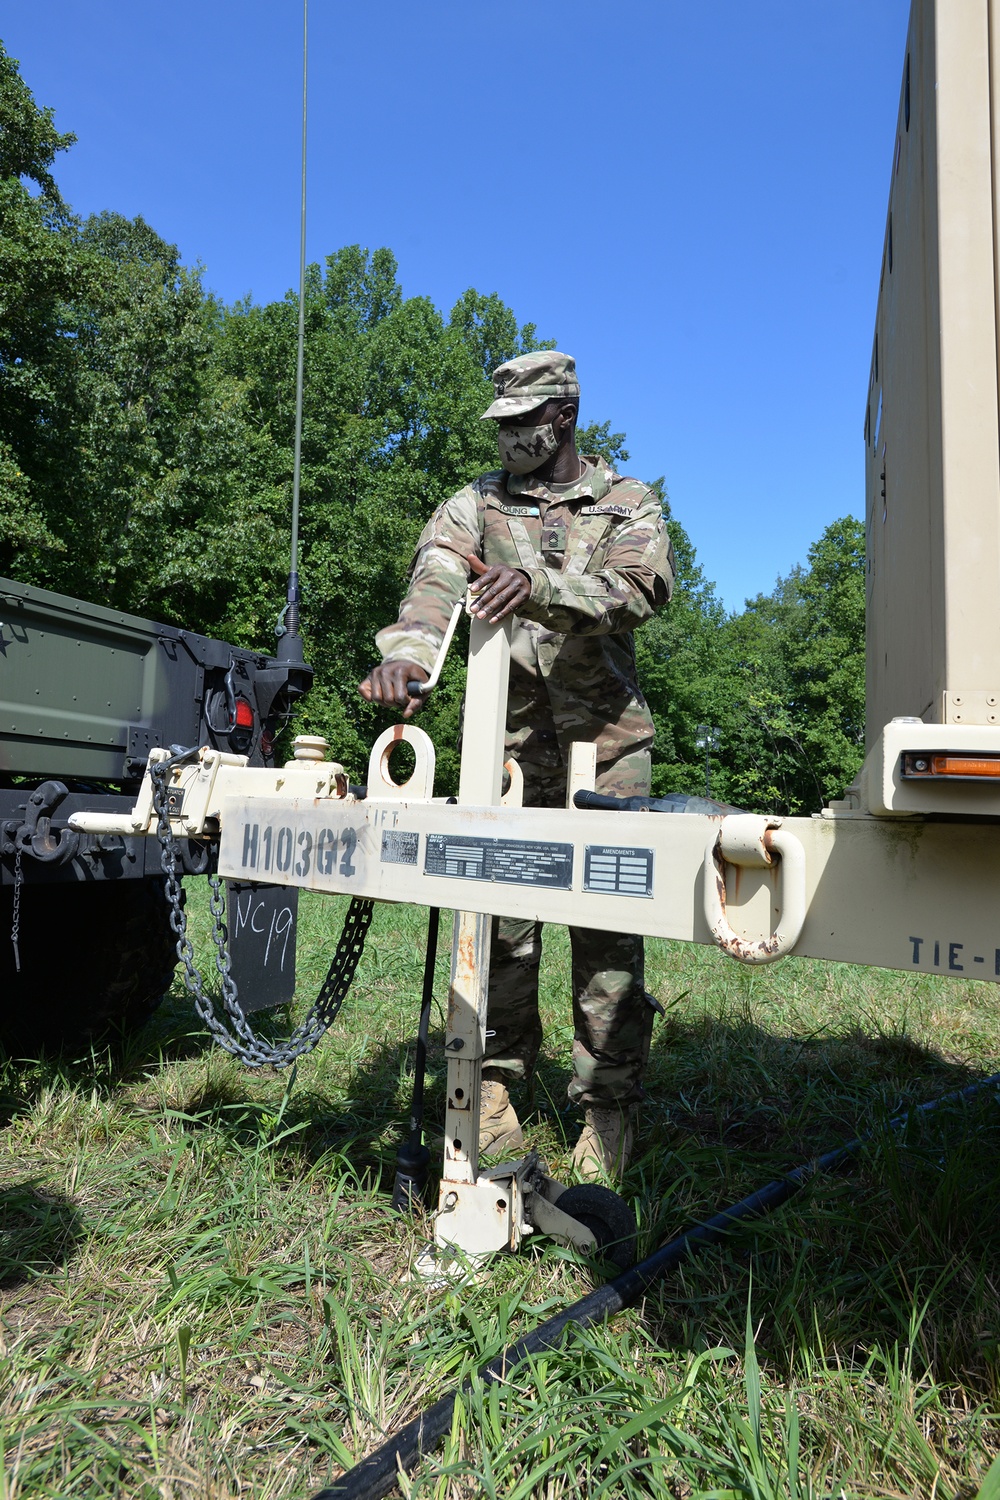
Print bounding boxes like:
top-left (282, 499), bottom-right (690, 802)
top-left (497, 423), bottom-right (560, 475)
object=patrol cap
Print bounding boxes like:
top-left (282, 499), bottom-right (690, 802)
top-left (481, 350), bottom-right (580, 421)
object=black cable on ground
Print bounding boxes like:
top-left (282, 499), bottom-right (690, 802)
top-left (312, 1069), bottom-right (1000, 1500)
top-left (390, 907), bottom-right (439, 1213)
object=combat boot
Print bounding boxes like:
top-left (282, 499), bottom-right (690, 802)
top-left (570, 1105), bottom-right (636, 1183)
top-left (478, 1077), bottom-right (524, 1155)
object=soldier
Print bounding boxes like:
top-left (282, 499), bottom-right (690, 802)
top-left (359, 351), bottom-right (674, 1179)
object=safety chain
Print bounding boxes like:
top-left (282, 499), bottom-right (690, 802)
top-left (151, 757), bottom-right (373, 1069)
top-left (10, 845), bottom-right (22, 973)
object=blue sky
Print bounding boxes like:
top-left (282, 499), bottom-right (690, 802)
top-left (4, 1), bottom-right (909, 611)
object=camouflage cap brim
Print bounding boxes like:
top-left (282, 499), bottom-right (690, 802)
top-left (480, 393), bottom-right (552, 421)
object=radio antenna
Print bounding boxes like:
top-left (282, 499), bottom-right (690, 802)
top-left (277, 0), bottom-right (308, 661)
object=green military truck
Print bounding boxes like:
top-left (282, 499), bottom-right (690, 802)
top-left (0, 577), bottom-right (310, 1051)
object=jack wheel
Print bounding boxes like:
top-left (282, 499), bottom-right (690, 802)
top-left (556, 1184), bottom-right (637, 1271)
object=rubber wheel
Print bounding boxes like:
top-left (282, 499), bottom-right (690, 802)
top-left (0, 877), bottom-right (179, 1055)
top-left (556, 1184), bottom-right (638, 1271)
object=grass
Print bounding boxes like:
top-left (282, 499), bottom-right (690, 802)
top-left (2, 887), bottom-right (1000, 1498)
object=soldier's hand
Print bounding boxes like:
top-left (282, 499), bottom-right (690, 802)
top-left (358, 661), bottom-right (429, 719)
top-left (467, 554), bottom-right (531, 624)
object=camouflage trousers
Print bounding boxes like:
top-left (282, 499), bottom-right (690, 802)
top-left (483, 747), bottom-right (655, 1107)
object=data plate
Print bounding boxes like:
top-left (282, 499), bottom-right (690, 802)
top-left (424, 833), bottom-right (573, 889)
top-left (381, 830), bottom-right (419, 866)
top-left (584, 845), bottom-right (654, 898)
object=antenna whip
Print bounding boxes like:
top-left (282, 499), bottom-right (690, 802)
top-left (278, 0), bottom-right (308, 659)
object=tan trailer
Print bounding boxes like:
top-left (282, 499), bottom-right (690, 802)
top-left (864, 0), bottom-right (1000, 747)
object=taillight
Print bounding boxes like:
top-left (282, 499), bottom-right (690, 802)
top-left (230, 696), bottom-right (255, 754)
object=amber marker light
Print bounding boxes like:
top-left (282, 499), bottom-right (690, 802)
top-left (902, 752), bottom-right (1000, 779)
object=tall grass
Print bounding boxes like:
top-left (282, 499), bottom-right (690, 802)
top-left (1, 889), bottom-right (999, 1497)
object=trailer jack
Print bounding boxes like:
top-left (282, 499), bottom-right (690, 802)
top-left (388, 905), bottom-right (633, 1268)
top-left (392, 906), bottom-right (635, 1275)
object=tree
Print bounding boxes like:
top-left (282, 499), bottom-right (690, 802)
top-left (0, 51), bottom-right (270, 621)
top-left (785, 516), bottom-right (866, 803)
top-left (0, 41), bottom-right (79, 555)
top-left (634, 497), bottom-right (729, 796)
top-left (639, 515), bottom-right (866, 813)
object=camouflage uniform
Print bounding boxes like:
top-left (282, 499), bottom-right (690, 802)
top-left (376, 384), bottom-right (674, 1107)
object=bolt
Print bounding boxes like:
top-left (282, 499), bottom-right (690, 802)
top-left (444, 1192), bottom-right (458, 1209)
top-left (914, 758), bottom-right (928, 772)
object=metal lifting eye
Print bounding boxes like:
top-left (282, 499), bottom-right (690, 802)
top-left (366, 723), bottom-right (436, 801)
top-left (703, 815), bottom-right (807, 964)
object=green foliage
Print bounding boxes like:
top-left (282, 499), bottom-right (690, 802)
top-left (0, 38), bottom-right (75, 191)
top-left (641, 515), bottom-right (866, 813)
top-left (636, 511), bottom-right (727, 794)
top-left (0, 42), bottom-right (80, 555)
top-left (577, 417), bottom-right (629, 468)
top-left (791, 515), bottom-right (867, 800)
top-left (27, 212), bottom-right (273, 621)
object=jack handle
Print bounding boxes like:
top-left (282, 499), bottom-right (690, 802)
top-left (406, 598), bottom-right (465, 698)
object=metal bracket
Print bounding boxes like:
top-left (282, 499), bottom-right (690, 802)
top-left (501, 757), bottom-right (524, 807)
top-left (126, 724), bottom-right (157, 776)
top-left (524, 1175), bottom-right (598, 1252)
top-left (69, 741), bottom-right (349, 840)
top-left (432, 1154), bottom-right (596, 1265)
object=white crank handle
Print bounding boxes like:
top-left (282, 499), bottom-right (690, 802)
top-left (406, 597), bottom-right (465, 697)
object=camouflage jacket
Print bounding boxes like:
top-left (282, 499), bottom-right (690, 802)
top-left (375, 456), bottom-right (674, 768)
